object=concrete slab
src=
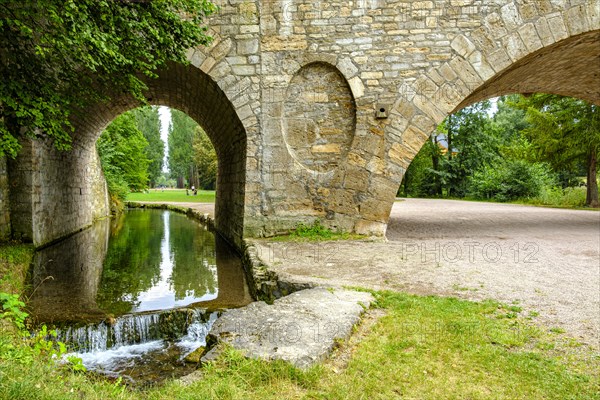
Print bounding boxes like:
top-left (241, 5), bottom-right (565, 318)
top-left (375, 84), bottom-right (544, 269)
top-left (206, 288), bottom-right (373, 368)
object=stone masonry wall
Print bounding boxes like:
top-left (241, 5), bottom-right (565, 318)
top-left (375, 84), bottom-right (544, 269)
top-left (4, 0), bottom-right (599, 247)
top-left (247, 0), bottom-right (600, 237)
top-left (0, 158), bottom-right (11, 240)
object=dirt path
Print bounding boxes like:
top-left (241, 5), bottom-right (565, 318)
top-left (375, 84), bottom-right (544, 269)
top-left (254, 199), bottom-right (600, 349)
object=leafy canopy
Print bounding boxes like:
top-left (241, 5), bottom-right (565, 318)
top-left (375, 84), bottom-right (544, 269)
top-left (0, 0), bottom-right (216, 158)
top-left (132, 106), bottom-right (164, 187)
top-left (97, 112), bottom-right (150, 200)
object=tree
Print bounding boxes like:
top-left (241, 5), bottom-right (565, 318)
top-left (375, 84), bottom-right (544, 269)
top-left (193, 126), bottom-right (217, 190)
top-left (437, 101), bottom-right (498, 197)
top-left (97, 112), bottom-right (150, 201)
top-left (0, 0), bottom-right (215, 158)
top-left (132, 106), bottom-right (164, 188)
top-left (168, 109), bottom-right (198, 188)
top-left (400, 136), bottom-right (441, 197)
top-left (515, 94), bottom-right (600, 207)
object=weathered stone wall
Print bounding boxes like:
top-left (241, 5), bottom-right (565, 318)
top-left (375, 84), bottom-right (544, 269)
top-left (0, 158), bottom-right (11, 240)
top-left (4, 0), bottom-right (599, 248)
top-left (247, 0), bottom-right (600, 237)
top-left (8, 138), bottom-right (109, 246)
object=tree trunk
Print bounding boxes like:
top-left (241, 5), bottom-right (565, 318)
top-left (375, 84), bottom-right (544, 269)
top-left (431, 136), bottom-right (442, 196)
top-left (586, 150), bottom-right (599, 208)
top-left (446, 115), bottom-right (453, 197)
top-left (176, 176), bottom-right (185, 189)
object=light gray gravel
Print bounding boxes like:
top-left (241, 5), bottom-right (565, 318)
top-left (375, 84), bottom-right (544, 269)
top-left (255, 199), bottom-right (600, 349)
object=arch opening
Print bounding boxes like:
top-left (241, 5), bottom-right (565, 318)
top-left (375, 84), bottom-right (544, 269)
top-left (454, 30), bottom-right (600, 112)
top-left (384, 30), bottom-right (600, 236)
top-left (9, 62), bottom-right (247, 248)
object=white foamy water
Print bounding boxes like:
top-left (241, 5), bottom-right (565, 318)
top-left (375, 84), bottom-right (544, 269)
top-left (73, 340), bottom-right (165, 376)
top-left (60, 310), bottom-right (218, 376)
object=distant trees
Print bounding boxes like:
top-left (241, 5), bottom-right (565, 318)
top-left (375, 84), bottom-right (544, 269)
top-left (401, 95), bottom-right (599, 208)
top-left (132, 107), bottom-right (164, 188)
top-left (98, 106), bottom-right (217, 203)
top-left (97, 113), bottom-right (150, 202)
top-left (168, 110), bottom-right (197, 188)
top-left (97, 107), bottom-right (164, 203)
top-left (168, 109), bottom-right (217, 190)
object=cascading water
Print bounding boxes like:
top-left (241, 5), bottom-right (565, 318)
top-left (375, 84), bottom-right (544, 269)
top-left (57, 313), bottom-right (162, 353)
top-left (56, 309), bottom-right (219, 383)
top-left (28, 209), bottom-right (252, 385)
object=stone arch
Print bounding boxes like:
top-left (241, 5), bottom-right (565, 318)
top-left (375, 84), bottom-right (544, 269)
top-left (369, 2), bottom-right (600, 237)
top-left (453, 30), bottom-right (600, 111)
top-left (76, 62), bottom-right (248, 248)
top-left (9, 59), bottom-right (251, 249)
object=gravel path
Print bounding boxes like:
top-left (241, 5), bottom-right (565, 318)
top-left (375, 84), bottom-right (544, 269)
top-left (255, 199), bottom-right (600, 349)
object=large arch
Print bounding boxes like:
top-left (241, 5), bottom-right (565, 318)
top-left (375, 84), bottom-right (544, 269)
top-left (3, 0), bottom-right (598, 245)
top-left (368, 8), bottom-right (600, 238)
top-left (78, 62), bottom-right (248, 247)
top-left (8, 61), bottom-right (248, 248)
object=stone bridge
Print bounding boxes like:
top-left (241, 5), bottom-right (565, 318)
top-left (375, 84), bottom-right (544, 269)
top-left (1, 0), bottom-right (599, 249)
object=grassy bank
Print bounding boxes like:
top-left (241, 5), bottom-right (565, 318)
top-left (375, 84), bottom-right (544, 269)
top-left (126, 189), bottom-right (215, 203)
top-left (1, 244), bottom-right (597, 399)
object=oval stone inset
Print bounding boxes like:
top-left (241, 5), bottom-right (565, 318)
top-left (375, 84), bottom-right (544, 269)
top-left (283, 62), bottom-right (356, 172)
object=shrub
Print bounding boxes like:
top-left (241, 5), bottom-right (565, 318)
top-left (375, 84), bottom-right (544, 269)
top-left (470, 160), bottom-right (555, 202)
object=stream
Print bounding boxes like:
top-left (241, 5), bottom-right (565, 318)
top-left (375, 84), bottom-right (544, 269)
top-left (27, 209), bottom-right (252, 385)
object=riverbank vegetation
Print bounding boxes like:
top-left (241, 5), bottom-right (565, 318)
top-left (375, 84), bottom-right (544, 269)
top-left (401, 95), bottom-right (600, 208)
top-left (1, 243), bottom-right (597, 399)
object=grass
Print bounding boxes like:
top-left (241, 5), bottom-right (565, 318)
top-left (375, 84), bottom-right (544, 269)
top-left (1, 244), bottom-right (598, 399)
top-left (126, 189), bottom-right (215, 203)
top-left (0, 243), bottom-right (34, 295)
top-left (523, 186), bottom-right (597, 210)
top-left (270, 220), bottom-right (367, 242)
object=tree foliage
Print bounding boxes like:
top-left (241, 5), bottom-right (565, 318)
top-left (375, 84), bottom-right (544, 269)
top-left (132, 106), bottom-right (164, 187)
top-left (168, 109), bottom-right (197, 188)
top-left (513, 94), bottom-right (600, 207)
top-left (401, 95), bottom-right (599, 207)
top-left (97, 112), bottom-right (150, 201)
top-left (438, 101), bottom-right (498, 197)
top-left (167, 109), bottom-right (217, 190)
top-left (0, 0), bottom-right (216, 158)
top-left (193, 126), bottom-right (217, 190)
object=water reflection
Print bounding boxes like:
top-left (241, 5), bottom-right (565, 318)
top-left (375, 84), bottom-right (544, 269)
top-left (28, 218), bottom-right (111, 323)
top-left (29, 209), bottom-right (251, 324)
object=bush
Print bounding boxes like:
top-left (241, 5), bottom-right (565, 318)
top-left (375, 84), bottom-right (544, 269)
top-left (530, 186), bottom-right (588, 208)
top-left (469, 160), bottom-right (555, 202)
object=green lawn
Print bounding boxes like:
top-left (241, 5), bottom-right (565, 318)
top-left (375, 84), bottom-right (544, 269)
top-left (126, 189), bottom-right (215, 203)
top-left (1, 244), bottom-right (598, 399)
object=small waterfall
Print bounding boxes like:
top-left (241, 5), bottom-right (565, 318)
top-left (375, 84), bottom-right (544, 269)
top-left (57, 313), bottom-right (161, 353)
top-left (178, 311), bottom-right (219, 355)
top-left (56, 309), bottom-right (215, 354)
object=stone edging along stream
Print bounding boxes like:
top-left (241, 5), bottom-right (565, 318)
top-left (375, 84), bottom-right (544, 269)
top-left (126, 202), bottom-right (374, 371)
